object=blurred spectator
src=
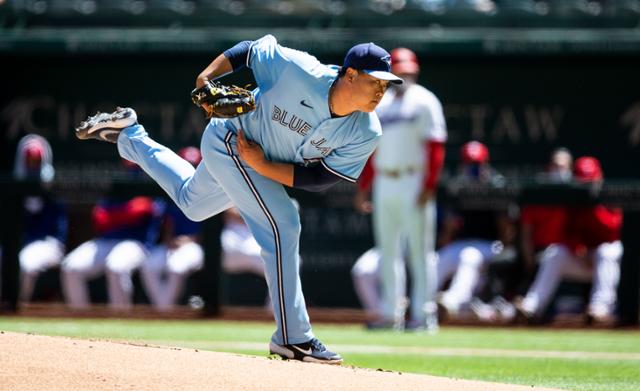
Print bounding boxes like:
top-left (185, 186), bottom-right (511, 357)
top-left (450, 140), bottom-right (503, 186)
top-left (12, 134), bottom-right (68, 303)
top-left (536, 147), bottom-right (573, 183)
top-left (13, 134), bottom-right (55, 184)
top-left (516, 156), bottom-right (623, 324)
top-left (436, 141), bottom-right (516, 320)
top-left (220, 201), bottom-right (300, 312)
top-left (352, 47), bottom-right (447, 331)
top-left (521, 148), bottom-right (573, 276)
top-left (61, 160), bottom-right (163, 309)
top-left (140, 147), bottom-right (204, 311)
top-left (468, 148), bottom-right (574, 322)
top-left (350, 246), bottom-right (408, 329)
top-left (221, 206), bottom-right (265, 279)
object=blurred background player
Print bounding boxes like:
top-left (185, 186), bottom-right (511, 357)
top-left (470, 147), bottom-right (575, 322)
top-left (221, 207), bottom-right (264, 277)
top-left (221, 200), bottom-right (301, 312)
top-left (12, 134), bottom-right (68, 303)
top-left (520, 148), bottom-right (573, 283)
top-left (536, 147), bottom-right (573, 184)
top-left (221, 206), bottom-right (271, 310)
top-left (353, 47), bottom-right (447, 330)
top-left (436, 141), bottom-right (516, 320)
top-left (61, 160), bottom-right (162, 309)
top-left (140, 147), bottom-right (204, 311)
top-left (350, 246), bottom-right (406, 329)
top-left (516, 156), bottom-right (623, 324)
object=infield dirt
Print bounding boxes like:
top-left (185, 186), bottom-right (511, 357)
top-left (0, 331), bottom-right (563, 390)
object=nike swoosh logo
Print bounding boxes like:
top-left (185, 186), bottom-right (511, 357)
top-left (291, 345), bottom-right (313, 355)
top-left (300, 100), bottom-right (313, 109)
top-left (99, 129), bottom-right (121, 142)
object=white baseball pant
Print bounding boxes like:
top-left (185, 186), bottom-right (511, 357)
top-left (520, 241), bottom-right (622, 317)
top-left (140, 241), bottom-right (204, 310)
top-left (221, 221), bottom-right (265, 277)
top-left (61, 238), bottom-right (147, 309)
top-left (351, 247), bottom-right (406, 320)
top-left (19, 236), bottom-right (65, 302)
top-left (437, 239), bottom-right (502, 314)
top-left (374, 172), bottom-right (434, 324)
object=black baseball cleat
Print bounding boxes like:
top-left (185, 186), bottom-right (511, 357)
top-left (75, 107), bottom-right (137, 143)
top-left (269, 338), bottom-right (343, 364)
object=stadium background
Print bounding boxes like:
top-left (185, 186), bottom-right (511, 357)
top-left (0, 0), bottom-right (639, 324)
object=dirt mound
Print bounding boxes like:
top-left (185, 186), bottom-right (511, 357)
top-left (0, 332), bottom-right (560, 390)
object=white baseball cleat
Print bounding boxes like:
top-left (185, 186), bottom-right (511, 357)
top-left (75, 107), bottom-right (138, 143)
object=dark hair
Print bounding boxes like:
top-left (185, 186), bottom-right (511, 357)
top-left (338, 67), bottom-right (366, 78)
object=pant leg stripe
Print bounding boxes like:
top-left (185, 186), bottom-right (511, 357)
top-left (224, 131), bottom-right (288, 344)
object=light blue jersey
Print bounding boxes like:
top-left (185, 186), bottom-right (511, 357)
top-left (227, 35), bottom-right (381, 182)
top-left (117, 35), bottom-right (383, 347)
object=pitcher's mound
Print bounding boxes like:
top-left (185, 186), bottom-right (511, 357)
top-left (0, 331), bottom-right (559, 390)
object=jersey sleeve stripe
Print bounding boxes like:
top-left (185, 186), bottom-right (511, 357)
top-left (246, 40), bottom-right (258, 68)
top-left (320, 160), bottom-right (356, 183)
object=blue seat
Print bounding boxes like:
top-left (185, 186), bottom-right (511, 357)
top-left (606, 0), bottom-right (640, 15)
top-left (196, 0), bottom-right (247, 16)
top-left (96, 0), bottom-right (147, 16)
top-left (38, 0), bottom-right (99, 16)
top-left (147, 0), bottom-right (197, 16)
top-left (545, 0), bottom-right (603, 17)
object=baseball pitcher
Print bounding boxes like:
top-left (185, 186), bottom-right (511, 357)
top-left (74, 35), bottom-right (403, 364)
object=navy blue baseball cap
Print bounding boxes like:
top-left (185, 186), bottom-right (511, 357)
top-left (343, 42), bottom-right (403, 84)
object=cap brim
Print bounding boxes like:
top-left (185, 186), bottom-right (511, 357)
top-left (365, 70), bottom-right (404, 84)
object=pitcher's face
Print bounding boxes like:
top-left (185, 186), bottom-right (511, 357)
top-left (349, 70), bottom-right (390, 112)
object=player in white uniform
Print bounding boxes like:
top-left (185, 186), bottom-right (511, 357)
top-left (353, 48), bottom-right (447, 331)
top-left (12, 134), bottom-right (67, 303)
top-left (221, 207), bottom-right (265, 277)
top-left (516, 157), bottom-right (623, 324)
top-left (220, 206), bottom-right (273, 310)
top-left (436, 142), bottom-right (513, 320)
top-left (61, 161), bottom-right (163, 310)
top-left (140, 147), bottom-right (205, 311)
top-left (221, 201), bottom-right (302, 312)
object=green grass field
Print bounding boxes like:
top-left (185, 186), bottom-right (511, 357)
top-left (1, 318), bottom-right (639, 391)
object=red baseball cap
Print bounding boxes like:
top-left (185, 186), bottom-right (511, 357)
top-left (391, 48), bottom-right (420, 75)
top-left (178, 146), bottom-right (202, 167)
top-left (461, 141), bottom-right (489, 164)
top-left (24, 144), bottom-right (44, 170)
top-left (574, 156), bottom-right (603, 182)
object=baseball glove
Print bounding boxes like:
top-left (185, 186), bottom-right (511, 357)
top-left (190, 80), bottom-right (256, 119)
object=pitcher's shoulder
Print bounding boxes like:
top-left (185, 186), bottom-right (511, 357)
top-left (353, 111), bottom-right (382, 140)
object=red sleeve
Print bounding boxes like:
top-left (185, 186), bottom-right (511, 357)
top-left (563, 207), bottom-right (584, 253)
top-left (565, 206), bottom-right (623, 250)
top-left (424, 141), bottom-right (445, 191)
top-left (92, 197), bottom-right (154, 234)
top-left (357, 153), bottom-right (375, 191)
top-left (591, 206), bottom-right (623, 242)
top-left (520, 205), bottom-right (537, 225)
